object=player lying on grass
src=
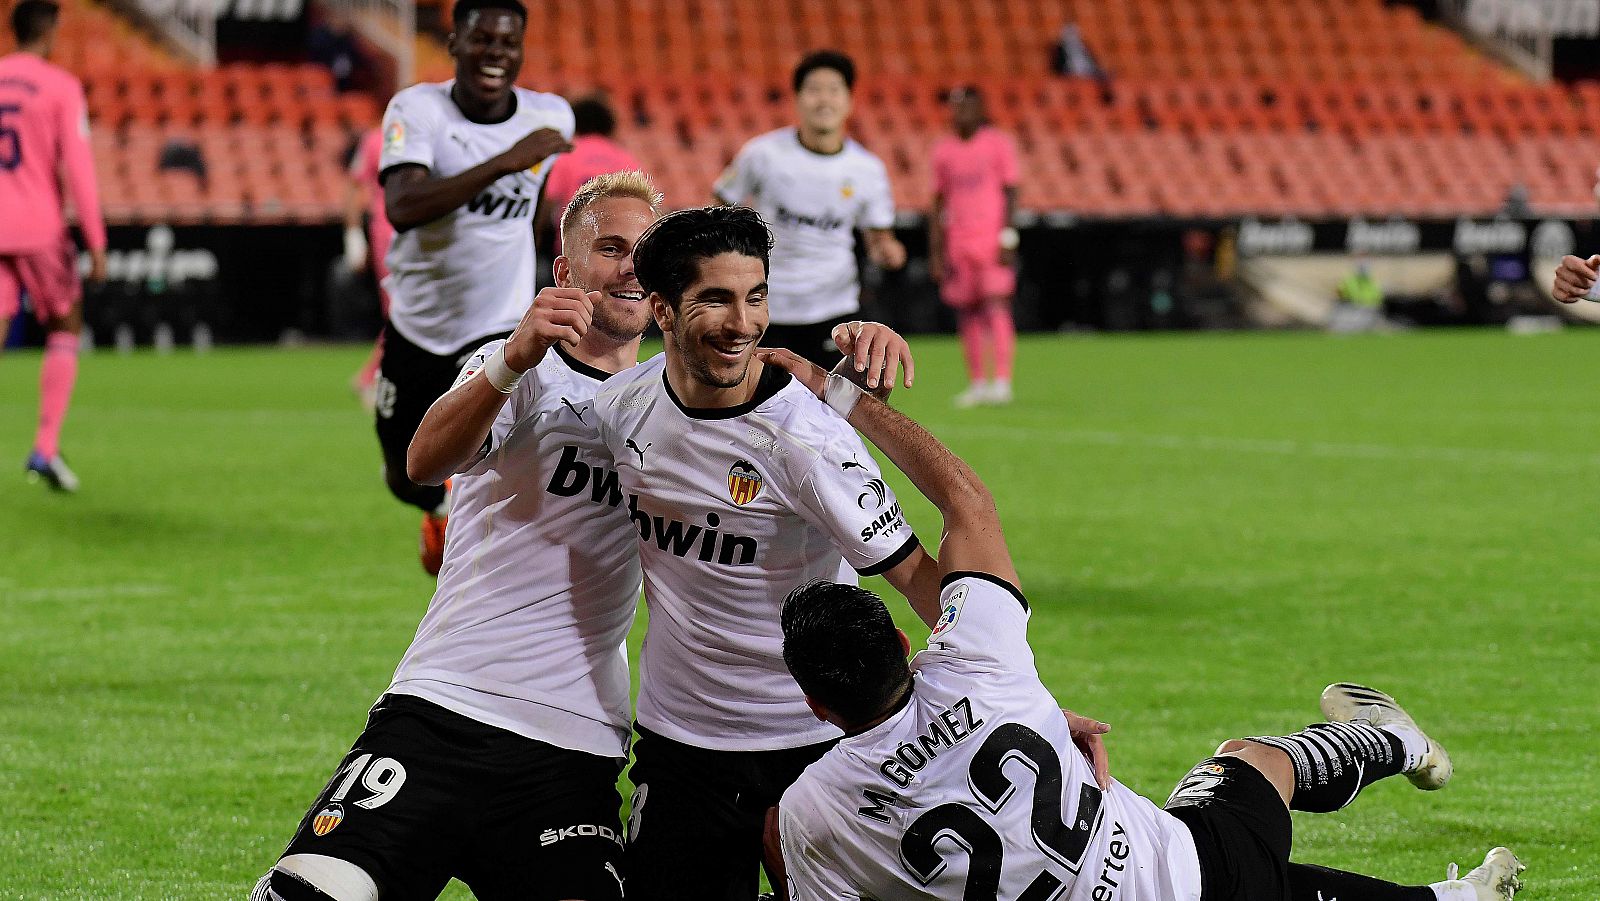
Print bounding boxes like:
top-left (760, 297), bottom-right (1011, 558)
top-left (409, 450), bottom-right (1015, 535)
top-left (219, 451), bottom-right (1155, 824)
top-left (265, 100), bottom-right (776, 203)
top-left (757, 345), bottom-right (1526, 901)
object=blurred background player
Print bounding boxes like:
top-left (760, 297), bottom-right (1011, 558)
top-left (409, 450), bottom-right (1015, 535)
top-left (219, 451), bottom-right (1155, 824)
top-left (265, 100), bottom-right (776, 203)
top-left (0, 0), bottom-right (105, 492)
top-left (540, 95), bottom-right (640, 260)
top-left (373, 0), bottom-right (573, 574)
top-left (929, 85), bottom-right (1019, 408)
top-left (343, 123), bottom-right (394, 408)
top-left (714, 51), bottom-right (905, 368)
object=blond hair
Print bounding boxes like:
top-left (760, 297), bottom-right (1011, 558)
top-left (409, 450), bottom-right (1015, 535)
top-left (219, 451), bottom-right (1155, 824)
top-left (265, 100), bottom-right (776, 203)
top-left (560, 170), bottom-right (663, 245)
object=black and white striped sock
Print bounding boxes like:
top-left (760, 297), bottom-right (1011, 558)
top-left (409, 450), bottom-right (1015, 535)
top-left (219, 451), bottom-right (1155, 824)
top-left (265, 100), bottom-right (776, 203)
top-left (1247, 722), bottom-right (1408, 812)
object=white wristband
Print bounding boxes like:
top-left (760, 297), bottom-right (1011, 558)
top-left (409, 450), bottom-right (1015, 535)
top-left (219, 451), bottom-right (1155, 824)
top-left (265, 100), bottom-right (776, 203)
top-left (824, 372), bottom-right (864, 418)
top-left (481, 346), bottom-right (524, 394)
top-left (1587, 279), bottom-right (1600, 302)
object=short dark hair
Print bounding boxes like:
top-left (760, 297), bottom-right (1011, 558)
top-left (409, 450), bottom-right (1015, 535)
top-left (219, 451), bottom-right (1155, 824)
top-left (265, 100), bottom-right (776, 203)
top-left (571, 97), bottom-right (616, 137)
top-left (11, 0), bottom-right (59, 43)
top-left (452, 0), bottom-right (525, 29)
top-left (782, 580), bottom-right (911, 727)
top-left (633, 206), bottom-right (774, 308)
top-left (793, 50), bottom-right (855, 93)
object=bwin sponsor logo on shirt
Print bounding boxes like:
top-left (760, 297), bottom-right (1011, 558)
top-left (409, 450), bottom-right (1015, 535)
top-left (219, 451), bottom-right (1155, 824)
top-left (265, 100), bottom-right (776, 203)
top-left (773, 204), bottom-right (848, 231)
top-left (628, 501), bottom-right (758, 566)
top-left (466, 190), bottom-right (533, 220)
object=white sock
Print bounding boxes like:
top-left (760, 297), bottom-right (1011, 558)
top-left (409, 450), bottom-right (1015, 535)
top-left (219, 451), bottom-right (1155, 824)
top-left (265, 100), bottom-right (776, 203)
top-left (1378, 723), bottom-right (1429, 772)
top-left (1429, 880), bottom-right (1474, 901)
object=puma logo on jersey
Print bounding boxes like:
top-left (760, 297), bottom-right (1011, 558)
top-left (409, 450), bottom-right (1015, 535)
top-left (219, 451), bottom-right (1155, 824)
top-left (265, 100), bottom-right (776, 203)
top-left (466, 190), bottom-right (533, 220)
top-left (860, 502), bottom-right (905, 542)
top-left (626, 439), bottom-right (651, 467)
top-left (560, 397), bottom-right (588, 422)
top-left (879, 697), bottom-right (985, 788)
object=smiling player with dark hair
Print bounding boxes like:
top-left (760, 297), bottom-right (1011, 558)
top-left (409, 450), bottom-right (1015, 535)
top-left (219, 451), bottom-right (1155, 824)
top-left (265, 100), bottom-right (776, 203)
top-left (369, 0), bottom-right (574, 574)
top-left (588, 205), bottom-right (929, 900)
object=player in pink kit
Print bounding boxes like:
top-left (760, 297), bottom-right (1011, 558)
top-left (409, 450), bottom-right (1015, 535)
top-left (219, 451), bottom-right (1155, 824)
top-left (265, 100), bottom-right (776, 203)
top-left (344, 125), bottom-right (396, 404)
top-left (0, 0), bottom-right (106, 492)
top-left (539, 96), bottom-right (639, 257)
top-left (929, 86), bottom-right (1019, 408)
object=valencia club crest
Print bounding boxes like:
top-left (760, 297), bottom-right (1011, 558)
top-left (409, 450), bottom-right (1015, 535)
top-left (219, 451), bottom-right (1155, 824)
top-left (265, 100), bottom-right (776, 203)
top-left (728, 460), bottom-right (763, 506)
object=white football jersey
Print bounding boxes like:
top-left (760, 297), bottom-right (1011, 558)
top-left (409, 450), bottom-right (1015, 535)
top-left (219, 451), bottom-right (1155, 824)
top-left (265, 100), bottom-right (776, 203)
top-left (386, 342), bottom-right (640, 758)
top-left (781, 575), bottom-right (1203, 901)
top-left (379, 82), bottom-right (575, 355)
top-left (590, 355), bottom-right (921, 751)
top-left (714, 128), bottom-right (895, 325)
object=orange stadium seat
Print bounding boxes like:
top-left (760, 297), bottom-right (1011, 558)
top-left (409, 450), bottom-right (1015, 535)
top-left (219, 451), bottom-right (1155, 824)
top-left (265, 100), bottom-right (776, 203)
top-left (34, 0), bottom-right (1600, 222)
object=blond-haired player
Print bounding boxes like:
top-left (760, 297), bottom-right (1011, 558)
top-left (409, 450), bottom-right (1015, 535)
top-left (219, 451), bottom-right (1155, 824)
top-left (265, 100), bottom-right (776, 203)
top-left (255, 172), bottom-right (662, 901)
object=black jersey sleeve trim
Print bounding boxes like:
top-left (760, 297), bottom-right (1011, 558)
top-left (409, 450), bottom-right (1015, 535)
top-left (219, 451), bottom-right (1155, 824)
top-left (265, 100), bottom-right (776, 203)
top-left (939, 570), bottom-right (1028, 612)
top-left (553, 344), bottom-right (617, 382)
top-left (856, 534), bottom-right (922, 577)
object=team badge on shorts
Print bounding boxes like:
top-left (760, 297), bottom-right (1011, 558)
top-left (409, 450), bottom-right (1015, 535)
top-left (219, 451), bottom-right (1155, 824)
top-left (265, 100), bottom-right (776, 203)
top-left (727, 460), bottom-right (763, 506)
top-left (311, 802), bottom-right (345, 837)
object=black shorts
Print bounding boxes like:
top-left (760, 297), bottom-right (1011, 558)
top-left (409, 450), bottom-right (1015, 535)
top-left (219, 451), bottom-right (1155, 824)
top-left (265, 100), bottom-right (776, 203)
top-left (279, 694), bottom-right (626, 901)
top-left (760, 314), bottom-right (853, 369)
top-left (623, 725), bottom-right (836, 901)
top-left (1164, 756), bottom-right (1293, 901)
top-left (373, 325), bottom-right (509, 465)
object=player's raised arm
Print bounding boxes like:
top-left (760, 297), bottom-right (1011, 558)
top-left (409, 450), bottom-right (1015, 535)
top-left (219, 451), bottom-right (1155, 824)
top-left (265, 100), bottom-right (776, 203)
top-left (407, 287), bottom-right (596, 485)
top-left (756, 340), bottom-right (1016, 587)
top-left (384, 127), bottom-right (570, 232)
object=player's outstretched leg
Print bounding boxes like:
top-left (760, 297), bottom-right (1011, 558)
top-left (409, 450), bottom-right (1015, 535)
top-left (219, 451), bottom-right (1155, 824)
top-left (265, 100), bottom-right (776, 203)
top-left (1241, 682), bottom-right (1443, 813)
top-left (1321, 681), bottom-right (1452, 790)
top-left (1286, 847), bottom-right (1525, 901)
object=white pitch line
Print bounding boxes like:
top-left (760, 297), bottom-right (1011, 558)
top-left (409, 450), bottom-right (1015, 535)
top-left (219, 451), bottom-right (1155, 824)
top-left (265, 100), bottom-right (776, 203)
top-left (931, 424), bottom-right (1600, 471)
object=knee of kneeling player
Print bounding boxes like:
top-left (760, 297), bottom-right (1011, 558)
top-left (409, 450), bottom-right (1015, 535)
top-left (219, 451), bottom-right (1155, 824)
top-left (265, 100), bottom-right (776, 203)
top-left (254, 855), bottom-right (378, 901)
top-left (1214, 738), bottom-right (1255, 756)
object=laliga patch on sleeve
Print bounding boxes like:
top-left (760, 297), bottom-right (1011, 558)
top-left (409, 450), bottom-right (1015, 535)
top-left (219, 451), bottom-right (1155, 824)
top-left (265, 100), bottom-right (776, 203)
top-left (930, 584), bottom-right (967, 638)
top-left (384, 119), bottom-right (406, 155)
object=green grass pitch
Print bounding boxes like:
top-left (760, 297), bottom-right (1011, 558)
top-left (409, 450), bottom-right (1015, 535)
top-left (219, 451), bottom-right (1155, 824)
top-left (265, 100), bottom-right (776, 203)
top-left (2, 330), bottom-right (1596, 899)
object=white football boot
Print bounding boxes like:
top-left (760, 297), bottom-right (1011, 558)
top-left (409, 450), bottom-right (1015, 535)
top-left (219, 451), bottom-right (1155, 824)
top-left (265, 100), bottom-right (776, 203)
top-left (1430, 847), bottom-right (1525, 901)
top-left (1320, 682), bottom-right (1452, 790)
top-left (953, 382), bottom-right (988, 409)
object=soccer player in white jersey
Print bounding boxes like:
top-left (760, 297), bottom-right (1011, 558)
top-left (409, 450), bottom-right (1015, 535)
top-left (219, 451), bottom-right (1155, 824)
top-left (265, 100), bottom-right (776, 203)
top-left (585, 206), bottom-right (931, 900)
top-left (252, 172), bottom-right (662, 901)
top-left (714, 50), bottom-right (907, 367)
top-left (373, 0), bottom-right (574, 575)
top-left (767, 356), bottom-right (1526, 901)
